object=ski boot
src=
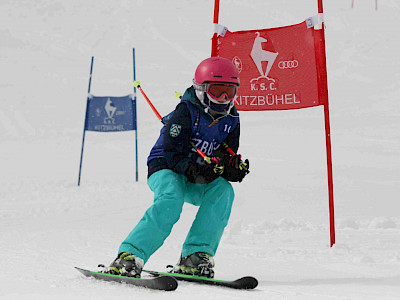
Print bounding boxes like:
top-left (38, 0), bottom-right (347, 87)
top-left (105, 252), bottom-right (144, 278)
top-left (172, 252), bottom-right (215, 278)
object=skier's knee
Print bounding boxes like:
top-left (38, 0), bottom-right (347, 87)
top-left (152, 197), bottom-right (183, 227)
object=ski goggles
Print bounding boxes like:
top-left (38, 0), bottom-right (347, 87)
top-left (206, 82), bottom-right (238, 102)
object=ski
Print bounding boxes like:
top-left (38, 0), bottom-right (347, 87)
top-left (75, 267), bottom-right (178, 291)
top-left (143, 269), bottom-right (258, 289)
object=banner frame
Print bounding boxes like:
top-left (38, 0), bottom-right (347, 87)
top-left (78, 56), bottom-right (94, 186)
top-left (212, 0), bottom-right (335, 247)
top-left (78, 51), bottom-right (139, 185)
top-left (133, 48), bottom-right (139, 182)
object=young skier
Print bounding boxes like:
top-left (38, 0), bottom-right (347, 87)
top-left (106, 57), bottom-right (249, 278)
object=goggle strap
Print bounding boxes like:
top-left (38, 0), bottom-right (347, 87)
top-left (193, 80), bottom-right (207, 92)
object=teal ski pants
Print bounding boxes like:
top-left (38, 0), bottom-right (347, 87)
top-left (119, 169), bottom-right (234, 263)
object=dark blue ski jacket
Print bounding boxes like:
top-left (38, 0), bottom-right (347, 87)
top-left (147, 86), bottom-right (240, 178)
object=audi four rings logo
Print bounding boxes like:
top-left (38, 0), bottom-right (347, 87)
top-left (278, 60), bottom-right (299, 69)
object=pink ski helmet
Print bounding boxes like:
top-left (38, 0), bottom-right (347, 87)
top-left (193, 57), bottom-right (240, 87)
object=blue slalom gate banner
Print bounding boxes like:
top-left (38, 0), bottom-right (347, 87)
top-left (85, 95), bottom-right (136, 132)
top-left (78, 49), bottom-right (139, 185)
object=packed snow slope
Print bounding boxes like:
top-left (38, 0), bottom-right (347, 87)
top-left (1, 0), bottom-right (399, 299)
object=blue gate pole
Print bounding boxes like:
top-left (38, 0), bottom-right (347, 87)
top-left (78, 56), bottom-right (94, 186)
top-left (133, 48), bottom-right (139, 182)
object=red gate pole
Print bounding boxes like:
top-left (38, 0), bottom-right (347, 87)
top-left (318, 0), bottom-right (336, 247)
top-left (211, 0), bottom-right (220, 57)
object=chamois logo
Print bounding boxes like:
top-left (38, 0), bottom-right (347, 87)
top-left (250, 32), bottom-right (278, 81)
top-left (104, 98), bottom-right (117, 124)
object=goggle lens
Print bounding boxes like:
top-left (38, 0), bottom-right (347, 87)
top-left (207, 83), bottom-right (237, 101)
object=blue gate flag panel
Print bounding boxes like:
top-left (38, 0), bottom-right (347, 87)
top-left (86, 94), bottom-right (136, 132)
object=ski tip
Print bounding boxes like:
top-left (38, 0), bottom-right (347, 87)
top-left (75, 266), bottom-right (86, 273)
top-left (75, 267), bottom-right (178, 291)
top-left (237, 276), bottom-right (258, 289)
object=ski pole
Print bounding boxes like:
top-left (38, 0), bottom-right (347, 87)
top-left (221, 142), bottom-right (249, 172)
top-left (190, 141), bottom-right (211, 163)
top-left (133, 81), bottom-right (162, 121)
top-left (133, 81), bottom-right (213, 165)
top-left (190, 141), bottom-right (223, 175)
top-left (222, 142), bottom-right (236, 156)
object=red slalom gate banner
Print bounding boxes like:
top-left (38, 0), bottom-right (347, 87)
top-left (215, 21), bottom-right (327, 111)
top-left (211, 0), bottom-right (335, 247)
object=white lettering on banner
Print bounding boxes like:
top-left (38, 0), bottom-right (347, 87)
top-left (104, 117), bottom-right (116, 124)
top-left (236, 94), bottom-right (300, 107)
top-left (94, 125), bottom-right (125, 131)
top-left (250, 82), bottom-right (277, 91)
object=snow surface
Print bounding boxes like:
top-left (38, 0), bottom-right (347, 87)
top-left (1, 0), bottom-right (399, 299)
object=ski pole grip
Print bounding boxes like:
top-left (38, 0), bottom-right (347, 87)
top-left (175, 91), bottom-right (182, 99)
top-left (239, 160), bottom-right (249, 172)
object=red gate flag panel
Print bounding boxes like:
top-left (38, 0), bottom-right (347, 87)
top-left (216, 21), bottom-right (327, 111)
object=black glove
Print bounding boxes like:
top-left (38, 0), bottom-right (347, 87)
top-left (186, 159), bottom-right (222, 184)
top-left (212, 149), bottom-right (227, 163)
top-left (222, 154), bottom-right (250, 182)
